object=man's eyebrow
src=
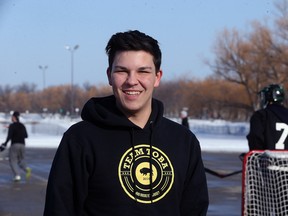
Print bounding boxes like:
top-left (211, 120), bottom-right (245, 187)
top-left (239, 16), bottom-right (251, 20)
top-left (138, 66), bottom-right (153, 70)
top-left (113, 66), bottom-right (153, 70)
top-left (113, 66), bottom-right (128, 70)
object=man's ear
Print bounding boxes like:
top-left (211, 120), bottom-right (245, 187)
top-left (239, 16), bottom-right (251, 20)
top-left (106, 68), bottom-right (112, 86)
top-left (154, 69), bottom-right (163, 88)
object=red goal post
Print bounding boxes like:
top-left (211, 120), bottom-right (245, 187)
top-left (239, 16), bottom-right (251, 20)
top-left (242, 150), bottom-right (288, 216)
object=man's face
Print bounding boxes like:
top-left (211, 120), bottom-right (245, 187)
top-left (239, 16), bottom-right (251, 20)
top-left (107, 50), bottom-right (162, 116)
top-left (11, 115), bottom-right (16, 122)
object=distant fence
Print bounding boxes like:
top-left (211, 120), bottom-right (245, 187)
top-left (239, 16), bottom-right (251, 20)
top-left (171, 118), bottom-right (249, 136)
top-left (29, 122), bottom-right (68, 136)
top-left (0, 113), bottom-right (249, 137)
top-left (0, 122), bottom-right (69, 137)
top-left (190, 119), bottom-right (249, 136)
top-left (0, 113), bottom-right (77, 137)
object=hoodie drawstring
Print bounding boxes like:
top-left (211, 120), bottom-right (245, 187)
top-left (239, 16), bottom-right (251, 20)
top-left (130, 128), bottom-right (137, 202)
top-left (149, 121), bottom-right (154, 203)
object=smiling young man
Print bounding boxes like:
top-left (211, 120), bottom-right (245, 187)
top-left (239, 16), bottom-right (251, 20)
top-left (107, 50), bottom-right (162, 128)
top-left (44, 30), bottom-right (209, 216)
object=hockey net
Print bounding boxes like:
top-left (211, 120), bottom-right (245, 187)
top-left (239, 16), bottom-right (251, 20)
top-left (242, 150), bottom-right (288, 216)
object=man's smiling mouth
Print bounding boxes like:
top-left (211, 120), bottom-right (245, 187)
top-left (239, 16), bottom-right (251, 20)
top-left (123, 90), bottom-right (141, 95)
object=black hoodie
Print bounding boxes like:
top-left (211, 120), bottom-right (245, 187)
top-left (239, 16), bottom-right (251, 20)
top-left (247, 104), bottom-right (288, 150)
top-left (44, 95), bottom-right (209, 216)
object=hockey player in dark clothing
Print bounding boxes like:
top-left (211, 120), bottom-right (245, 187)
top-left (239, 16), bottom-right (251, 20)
top-left (180, 110), bottom-right (190, 129)
top-left (247, 84), bottom-right (288, 150)
top-left (0, 111), bottom-right (31, 181)
top-left (44, 30), bottom-right (209, 216)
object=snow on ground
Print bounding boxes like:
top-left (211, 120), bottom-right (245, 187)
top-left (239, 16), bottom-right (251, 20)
top-left (0, 113), bottom-right (250, 153)
top-left (197, 134), bottom-right (248, 152)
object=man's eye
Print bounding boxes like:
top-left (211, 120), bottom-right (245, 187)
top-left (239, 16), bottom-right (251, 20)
top-left (139, 70), bottom-right (151, 73)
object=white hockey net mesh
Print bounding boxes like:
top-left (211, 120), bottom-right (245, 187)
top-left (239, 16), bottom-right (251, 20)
top-left (242, 150), bottom-right (288, 216)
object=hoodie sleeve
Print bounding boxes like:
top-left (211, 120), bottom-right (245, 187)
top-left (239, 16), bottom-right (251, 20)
top-left (247, 111), bottom-right (266, 150)
top-left (3, 123), bottom-right (14, 145)
top-left (180, 137), bottom-right (209, 216)
top-left (23, 124), bottom-right (28, 139)
top-left (44, 131), bottom-right (90, 216)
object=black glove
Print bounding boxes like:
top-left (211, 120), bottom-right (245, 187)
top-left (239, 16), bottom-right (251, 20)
top-left (0, 143), bottom-right (6, 152)
top-left (239, 152), bottom-right (246, 161)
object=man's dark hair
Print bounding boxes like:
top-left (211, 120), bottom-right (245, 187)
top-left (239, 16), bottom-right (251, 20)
top-left (12, 111), bottom-right (20, 122)
top-left (105, 30), bottom-right (162, 71)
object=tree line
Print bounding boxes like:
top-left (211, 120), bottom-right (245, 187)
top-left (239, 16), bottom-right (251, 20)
top-left (1, 0), bottom-right (287, 121)
top-left (0, 77), bottom-right (286, 121)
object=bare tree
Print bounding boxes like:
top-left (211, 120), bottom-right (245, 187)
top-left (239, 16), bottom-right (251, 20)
top-left (208, 1), bottom-right (288, 111)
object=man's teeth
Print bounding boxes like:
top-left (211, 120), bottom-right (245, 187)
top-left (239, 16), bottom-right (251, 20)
top-left (126, 91), bottom-right (140, 95)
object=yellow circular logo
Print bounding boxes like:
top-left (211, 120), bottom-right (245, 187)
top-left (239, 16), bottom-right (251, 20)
top-left (118, 144), bottom-right (174, 203)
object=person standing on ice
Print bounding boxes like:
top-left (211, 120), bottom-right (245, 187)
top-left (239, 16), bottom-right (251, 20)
top-left (44, 30), bottom-right (209, 216)
top-left (247, 84), bottom-right (288, 150)
top-left (180, 109), bottom-right (190, 129)
top-left (0, 111), bottom-right (31, 181)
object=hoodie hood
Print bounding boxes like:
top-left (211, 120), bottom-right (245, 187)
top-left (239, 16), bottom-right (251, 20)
top-left (81, 95), bottom-right (164, 129)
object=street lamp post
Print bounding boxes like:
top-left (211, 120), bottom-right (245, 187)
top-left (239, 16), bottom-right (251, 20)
top-left (38, 65), bottom-right (48, 90)
top-left (65, 45), bottom-right (79, 116)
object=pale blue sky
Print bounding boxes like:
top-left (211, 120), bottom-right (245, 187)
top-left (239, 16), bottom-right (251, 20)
top-left (0, 0), bottom-right (275, 89)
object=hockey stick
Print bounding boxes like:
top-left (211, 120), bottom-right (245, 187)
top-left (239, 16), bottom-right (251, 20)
top-left (204, 167), bottom-right (242, 178)
top-left (204, 152), bottom-right (245, 178)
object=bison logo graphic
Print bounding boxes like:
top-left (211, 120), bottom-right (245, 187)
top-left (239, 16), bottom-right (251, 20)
top-left (140, 167), bottom-right (153, 176)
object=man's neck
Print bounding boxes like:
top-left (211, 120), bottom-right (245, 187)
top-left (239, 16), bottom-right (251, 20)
top-left (116, 101), bottom-right (152, 128)
top-left (128, 112), bottom-right (151, 129)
